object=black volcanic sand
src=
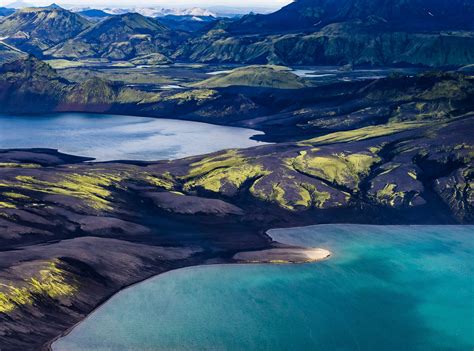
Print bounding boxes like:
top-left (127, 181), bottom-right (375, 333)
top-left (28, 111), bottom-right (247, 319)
top-left (0, 197), bottom-right (270, 350)
top-left (0, 150), bottom-right (275, 350)
top-left (0, 65), bottom-right (473, 350)
top-left (0, 113), bottom-right (472, 349)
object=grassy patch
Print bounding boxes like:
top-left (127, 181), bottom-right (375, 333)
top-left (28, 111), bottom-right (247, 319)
top-left (10, 172), bottom-right (126, 211)
top-left (45, 59), bottom-right (87, 69)
top-left (0, 201), bottom-right (16, 209)
top-left (191, 65), bottom-right (308, 89)
top-left (185, 163), bottom-right (269, 193)
top-left (250, 179), bottom-right (332, 211)
top-left (292, 151), bottom-right (380, 190)
top-left (185, 150), bottom-right (245, 179)
top-left (183, 150), bottom-right (270, 193)
top-left (3, 192), bottom-right (30, 200)
top-left (0, 260), bottom-right (76, 314)
top-left (145, 174), bottom-right (175, 190)
top-left (375, 183), bottom-right (407, 207)
top-left (164, 89), bottom-right (218, 104)
top-left (300, 122), bottom-right (426, 146)
top-left (0, 163), bottom-right (40, 168)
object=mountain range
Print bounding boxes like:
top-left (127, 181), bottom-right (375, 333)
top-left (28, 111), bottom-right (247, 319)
top-left (226, 0), bottom-right (474, 33)
top-left (0, 6), bottom-right (90, 55)
top-left (73, 9), bottom-right (218, 31)
top-left (176, 0), bottom-right (474, 66)
top-left (45, 12), bottom-right (186, 61)
top-left (0, 0), bottom-right (473, 67)
top-left (97, 7), bottom-right (217, 18)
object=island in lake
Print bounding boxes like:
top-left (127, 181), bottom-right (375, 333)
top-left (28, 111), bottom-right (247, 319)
top-left (0, 0), bottom-right (473, 350)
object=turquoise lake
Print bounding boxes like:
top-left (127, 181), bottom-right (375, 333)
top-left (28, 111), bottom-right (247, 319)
top-left (0, 113), bottom-right (265, 161)
top-left (53, 225), bottom-right (474, 351)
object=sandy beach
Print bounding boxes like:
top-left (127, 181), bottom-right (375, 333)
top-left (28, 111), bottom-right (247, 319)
top-left (233, 247), bottom-right (331, 264)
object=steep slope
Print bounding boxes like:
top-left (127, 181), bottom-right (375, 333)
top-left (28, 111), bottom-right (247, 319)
top-left (0, 6), bottom-right (91, 55)
top-left (0, 7), bottom-right (15, 17)
top-left (46, 12), bottom-right (187, 61)
top-left (0, 56), bottom-right (70, 111)
top-left (175, 28), bottom-right (474, 67)
top-left (176, 0), bottom-right (474, 67)
top-left (271, 24), bottom-right (474, 67)
top-left (227, 0), bottom-right (474, 34)
top-left (0, 40), bottom-right (26, 64)
top-left (0, 56), bottom-right (156, 113)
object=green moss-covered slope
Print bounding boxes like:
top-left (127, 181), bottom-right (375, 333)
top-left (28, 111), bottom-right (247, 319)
top-left (191, 65), bottom-right (309, 89)
top-left (0, 6), bottom-right (91, 55)
top-left (45, 13), bottom-right (183, 61)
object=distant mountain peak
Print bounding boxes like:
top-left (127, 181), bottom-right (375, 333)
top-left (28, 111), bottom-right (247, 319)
top-left (100, 6), bottom-right (217, 18)
top-left (5, 0), bottom-right (33, 9)
top-left (46, 3), bottom-right (62, 9)
top-left (0, 4), bottom-right (91, 53)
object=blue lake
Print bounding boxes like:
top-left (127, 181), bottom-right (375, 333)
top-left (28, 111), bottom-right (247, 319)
top-left (0, 113), bottom-right (266, 161)
top-left (53, 225), bottom-right (474, 351)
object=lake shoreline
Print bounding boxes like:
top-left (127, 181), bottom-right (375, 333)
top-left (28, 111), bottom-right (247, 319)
top-left (44, 259), bottom-right (225, 351)
top-left (1, 107), bottom-right (472, 349)
top-left (0, 112), bottom-right (268, 162)
top-left (47, 223), bottom-right (470, 350)
top-left (47, 239), bottom-right (333, 351)
top-left (49, 224), bottom-right (474, 351)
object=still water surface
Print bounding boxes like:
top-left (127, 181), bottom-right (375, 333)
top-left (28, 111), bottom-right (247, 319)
top-left (0, 113), bottom-right (266, 161)
top-left (53, 225), bottom-right (474, 351)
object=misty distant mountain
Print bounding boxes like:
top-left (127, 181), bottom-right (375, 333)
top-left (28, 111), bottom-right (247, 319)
top-left (74, 8), bottom-right (218, 31)
top-left (97, 7), bottom-right (217, 18)
top-left (159, 15), bottom-right (218, 32)
top-left (5, 1), bottom-right (33, 9)
top-left (207, 5), bottom-right (277, 17)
